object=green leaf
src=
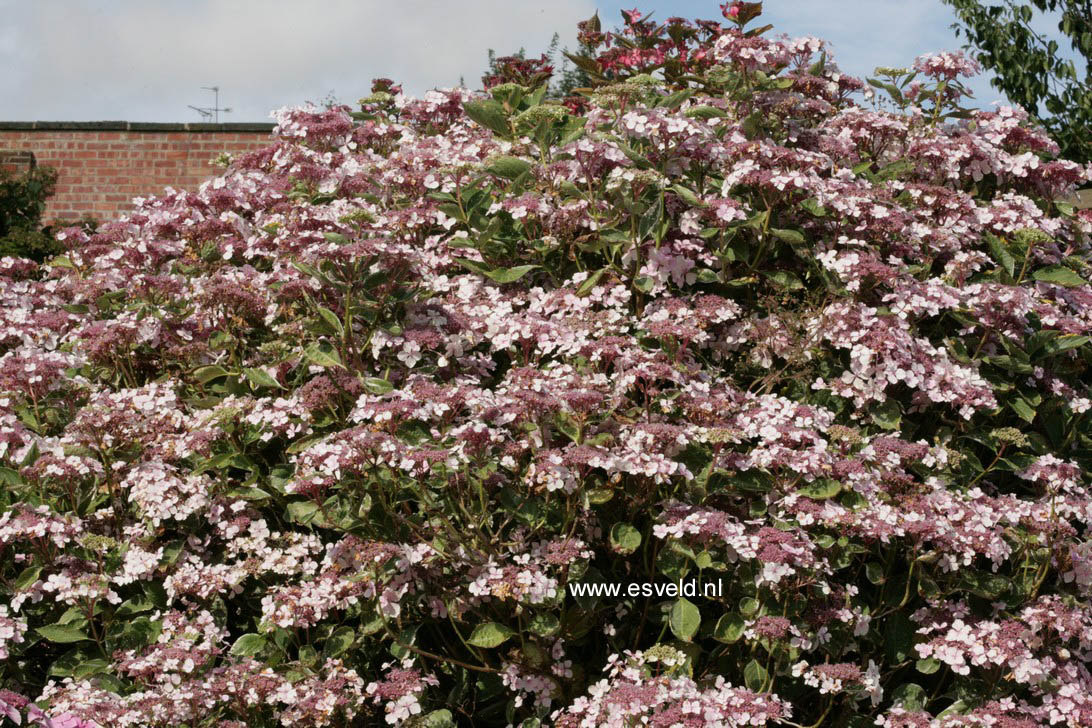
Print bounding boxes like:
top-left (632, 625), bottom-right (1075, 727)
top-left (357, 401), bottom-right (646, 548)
top-left (609, 523), bottom-right (642, 554)
top-left (985, 354), bottom-right (1034, 374)
top-left (669, 598), bottom-right (701, 642)
top-left (555, 411), bottom-right (580, 443)
top-left (612, 138), bottom-right (654, 170)
top-left (230, 633), bottom-right (267, 657)
top-left (1033, 264), bottom-right (1086, 287)
top-left (870, 399), bottom-right (902, 430)
top-left (463, 99), bottom-right (511, 137)
top-left (193, 365), bottom-right (231, 384)
top-left (14, 564), bottom-right (41, 590)
top-left (891, 682), bottom-right (926, 711)
top-left (243, 367), bottom-right (284, 390)
top-left (916, 657), bottom-right (941, 674)
top-left (576, 269), bottom-right (607, 297)
top-left (960, 572), bottom-right (1013, 600)
top-left (356, 494), bottom-right (373, 518)
top-left (587, 488), bottom-right (613, 504)
top-left (454, 258), bottom-right (491, 277)
top-left (1042, 334), bottom-right (1090, 356)
top-left (798, 479), bottom-right (842, 500)
top-left (671, 184), bottom-right (705, 207)
top-left (713, 613), bottom-right (746, 643)
top-left (658, 88), bottom-right (695, 109)
top-left (361, 377), bottom-right (394, 395)
top-left (359, 615), bottom-right (384, 636)
top-left (48, 649), bottom-right (89, 677)
top-left (303, 342), bottom-right (344, 369)
top-left (322, 231), bottom-right (349, 245)
top-left (286, 434), bottom-right (324, 454)
top-left (316, 306), bottom-right (344, 335)
top-left (115, 596), bottom-right (156, 618)
top-left (226, 486), bottom-right (272, 501)
top-left (800, 198), bottom-right (827, 217)
top-left (743, 659), bottom-right (768, 691)
top-left (852, 160), bottom-right (874, 176)
top-left (486, 156), bottom-right (532, 179)
top-left (733, 470), bottom-right (773, 493)
top-left (558, 180), bottom-right (585, 200)
top-left (740, 112), bottom-right (764, 139)
top-left (633, 275), bottom-right (655, 293)
top-left (1009, 396), bottom-right (1037, 423)
top-left (456, 258), bottom-right (538, 284)
top-left (986, 234), bottom-right (1015, 278)
top-left (286, 500), bottom-right (322, 525)
top-left (937, 700), bottom-right (969, 719)
top-left (558, 115), bottom-right (588, 145)
top-left (422, 710), bottom-right (455, 728)
top-left (638, 197), bottom-right (664, 242)
top-left (563, 50), bottom-right (602, 77)
top-left (324, 626), bottom-right (355, 658)
top-left (467, 622), bottom-right (515, 648)
top-left (528, 614), bottom-right (560, 637)
top-left (72, 658), bottom-right (111, 679)
top-left (763, 270), bottom-right (804, 290)
top-left (292, 260), bottom-right (326, 282)
top-left (875, 160), bottom-right (912, 181)
top-left (686, 105), bottom-right (729, 119)
top-left (36, 625), bottom-right (90, 643)
top-left (865, 562), bottom-right (886, 584)
top-left (437, 202), bottom-right (464, 222)
top-left (743, 209), bottom-right (769, 230)
top-left (771, 228), bottom-right (805, 245)
top-left (884, 613), bottom-right (915, 663)
top-left (486, 265), bottom-right (538, 284)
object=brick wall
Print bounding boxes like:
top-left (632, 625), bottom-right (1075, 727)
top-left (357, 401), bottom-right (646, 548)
top-left (0, 121), bottom-right (276, 223)
top-left (0, 150), bottom-right (36, 177)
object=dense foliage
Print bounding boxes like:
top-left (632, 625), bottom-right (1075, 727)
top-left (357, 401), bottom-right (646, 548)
top-left (944, 0), bottom-right (1092, 163)
top-left (3, 4), bottom-right (1092, 726)
top-left (0, 164), bottom-right (62, 263)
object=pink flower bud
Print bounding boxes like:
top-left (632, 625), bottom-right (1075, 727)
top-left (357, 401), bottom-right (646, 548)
top-left (720, 2), bottom-right (741, 19)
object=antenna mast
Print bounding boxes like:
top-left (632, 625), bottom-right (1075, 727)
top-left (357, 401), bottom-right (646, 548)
top-left (188, 86), bottom-right (233, 123)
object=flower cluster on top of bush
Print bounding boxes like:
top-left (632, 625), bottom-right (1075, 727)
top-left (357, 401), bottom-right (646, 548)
top-left (2, 3), bottom-right (1092, 726)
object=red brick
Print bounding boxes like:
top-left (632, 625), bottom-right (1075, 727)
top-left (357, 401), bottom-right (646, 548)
top-left (0, 128), bottom-right (271, 220)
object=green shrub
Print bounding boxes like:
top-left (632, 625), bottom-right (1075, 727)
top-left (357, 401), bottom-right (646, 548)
top-left (0, 164), bottom-right (61, 262)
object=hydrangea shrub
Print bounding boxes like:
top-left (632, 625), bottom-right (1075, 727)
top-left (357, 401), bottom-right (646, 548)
top-left (2, 4), bottom-right (1092, 726)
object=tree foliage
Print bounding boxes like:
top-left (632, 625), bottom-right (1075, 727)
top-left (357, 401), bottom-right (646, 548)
top-left (0, 164), bottom-right (63, 262)
top-left (944, 0), bottom-right (1092, 163)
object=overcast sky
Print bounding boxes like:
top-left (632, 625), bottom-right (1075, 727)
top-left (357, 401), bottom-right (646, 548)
top-left (0, 0), bottom-right (1067, 122)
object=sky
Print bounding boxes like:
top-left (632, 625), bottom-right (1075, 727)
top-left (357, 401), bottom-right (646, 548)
top-left (0, 0), bottom-right (1075, 122)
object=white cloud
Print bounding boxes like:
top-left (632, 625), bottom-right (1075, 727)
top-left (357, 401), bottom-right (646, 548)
top-left (0, 0), bottom-right (595, 121)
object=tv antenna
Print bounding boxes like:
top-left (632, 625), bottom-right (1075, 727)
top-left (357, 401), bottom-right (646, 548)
top-left (188, 86), bottom-right (232, 123)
